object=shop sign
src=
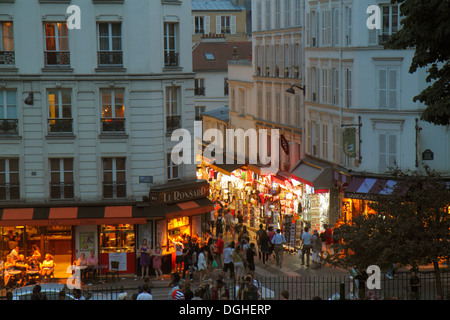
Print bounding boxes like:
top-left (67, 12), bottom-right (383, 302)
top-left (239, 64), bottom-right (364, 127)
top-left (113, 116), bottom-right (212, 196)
top-left (149, 183), bottom-right (209, 205)
top-left (422, 149), bottom-right (434, 161)
top-left (343, 128), bottom-right (357, 158)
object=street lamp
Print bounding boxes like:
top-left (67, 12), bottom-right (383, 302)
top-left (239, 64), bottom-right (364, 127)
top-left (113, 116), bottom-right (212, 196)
top-left (286, 85), bottom-right (306, 96)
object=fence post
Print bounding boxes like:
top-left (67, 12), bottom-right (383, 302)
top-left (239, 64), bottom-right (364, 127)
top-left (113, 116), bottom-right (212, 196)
top-left (340, 281), bottom-right (345, 300)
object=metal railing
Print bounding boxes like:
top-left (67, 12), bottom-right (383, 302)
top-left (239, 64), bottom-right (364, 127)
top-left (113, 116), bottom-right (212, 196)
top-left (166, 115), bottom-right (181, 133)
top-left (102, 181), bottom-right (127, 199)
top-left (164, 52), bottom-right (179, 67)
top-left (44, 51), bottom-right (70, 66)
top-left (0, 183), bottom-right (20, 200)
top-left (48, 118), bottom-right (73, 133)
top-left (0, 51), bottom-right (15, 65)
top-left (101, 118), bottom-right (125, 133)
top-left (49, 182), bottom-right (74, 200)
top-left (98, 51), bottom-right (123, 66)
top-left (0, 119), bottom-right (18, 134)
top-left (220, 271), bottom-right (450, 300)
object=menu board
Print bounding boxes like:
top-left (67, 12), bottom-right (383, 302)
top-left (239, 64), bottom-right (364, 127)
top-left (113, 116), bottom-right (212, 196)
top-left (108, 252), bottom-right (127, 271)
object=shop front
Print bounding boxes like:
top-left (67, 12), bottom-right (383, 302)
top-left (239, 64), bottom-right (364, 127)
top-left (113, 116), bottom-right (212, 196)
top-left (0, 205), bottom-right (149, 278)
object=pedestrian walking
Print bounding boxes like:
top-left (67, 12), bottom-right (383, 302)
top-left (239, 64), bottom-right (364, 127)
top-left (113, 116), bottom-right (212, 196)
top-left (233, 243), bottom-right (245, 282)
top-left (272, 229), bottom-right (286, 268)
top-left (255, 224), bottom-right (264, 261)
top-left (259, 229), bottom-right (270, 267)
top-left (300, 227), bottom-right (312, 267)
top-left (216, 212), bottom-right (225, 238)
top-left (214, 234), bottom-right (224, 269)
top-left (311, 230), bottom-right (322, 269)
top-left (222, 242), bottom-right (235, 280)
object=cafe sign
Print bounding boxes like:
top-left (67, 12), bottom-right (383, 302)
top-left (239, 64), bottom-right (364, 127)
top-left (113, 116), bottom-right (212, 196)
top-left (149, 181), bottom-right (210, 205)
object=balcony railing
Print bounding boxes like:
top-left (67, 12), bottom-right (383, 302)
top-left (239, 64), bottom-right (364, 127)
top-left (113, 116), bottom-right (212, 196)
top-left (103, 181), bottom-right (126, 199)
top-left (98, 51), bottom-right (123, 66)
top-left (164, 52), bottom-right (179, 67)
top-left (166, 115), bottom-right (181, 133)
top-left (0, 51), bottom-right (15, 65)
top-left (44, 51), bottom-right (71, 66)
top-left (101, 118), bottom-right (125, 133)
top-left (194, 87), bottom-right (205, 96)
top-left (0, 183), bottom-right (20, 201)
top-left (0, 119), bottom-right (18, 135)
top-left (48, 118), bottom-right (73, 134)
top-left (49, 182), bottom-right (74, 200)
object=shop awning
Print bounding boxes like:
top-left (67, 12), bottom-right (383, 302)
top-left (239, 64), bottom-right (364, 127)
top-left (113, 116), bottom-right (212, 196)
top-left (165, 198), bottom-right (214, 220)
top-left (344, 177), bottom-right (409, 200)
top-left (0, 206), bottom-right (150, 227)
top-left (202, 155), bottom-right (245, 176)
top-left (290, 158), bottom-right (332, 190)
top-left (247, 163), bottom-right (278, 176)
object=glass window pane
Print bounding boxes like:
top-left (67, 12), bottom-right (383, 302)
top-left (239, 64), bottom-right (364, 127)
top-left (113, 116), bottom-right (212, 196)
top-left (9, 172), bottom-right (19, 184)
top-left (103, 172), bottom-right (112, 182)
top-left (9, 159), bottom-right (18, 172)
top-left (111, 24), bottom-right (121, 37)
top-left (64, 172), bottom-right (73, 184)
top-left (0, 159), bottom-right (4, 172)
top-left (116, 158), bottom-right (126, 170)
top-left (64, 158), bottom-right (73, 171)
top-left (50, 172), bottom-right (60, 184)
top-left (99, 24), bottom-right (109, 37)
top-left (50, 159), bottom-right (60, 171)
top-left (103, 158), bottom-right (112, 171)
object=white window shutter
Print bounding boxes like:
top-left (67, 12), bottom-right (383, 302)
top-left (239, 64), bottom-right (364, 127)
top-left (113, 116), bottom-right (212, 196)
top-left (388, 69), bottom-right (398, 109)
top-left (388, 134), bottom-right (397, 167)
top-left (306, 13), bottom-right (310, 46)
top-left (379, 69), bottom-right (387, 108)
top-left (231, 15), bottom-right (236, 34)
top-left (379, 133), bottom-right (387, 172)
top-left (205, 16), bottom-right (210, 34)
top-left (192, 16), bottom-right (195, 34)
top-left (216, 15), bottom-right (221, 34)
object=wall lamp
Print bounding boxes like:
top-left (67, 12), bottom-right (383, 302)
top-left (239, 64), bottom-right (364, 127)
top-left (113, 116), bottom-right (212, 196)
top-left (286, 85), bottom-right (306, 96)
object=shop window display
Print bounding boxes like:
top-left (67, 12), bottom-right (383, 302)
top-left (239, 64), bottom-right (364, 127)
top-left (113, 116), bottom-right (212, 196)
top-left (100, 224), bottom-right (135, 253)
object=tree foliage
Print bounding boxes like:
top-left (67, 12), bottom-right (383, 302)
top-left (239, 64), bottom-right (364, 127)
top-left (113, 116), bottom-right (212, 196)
top-left (329, 167), bottom-right (450, 273)
top-left (385, 0), bottom-right (450, 125)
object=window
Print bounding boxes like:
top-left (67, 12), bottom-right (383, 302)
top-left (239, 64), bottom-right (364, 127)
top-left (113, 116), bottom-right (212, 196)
top-left (97, 23), bottom-right (123, 66)
top-left (103, 158), bottom-right (126, 199)
top-left (378, 68), bottom-right (398, 109)
top-left (217, 15), bottom-right (235, 34)
top-left (321, 68), bottom-right (330, 104)
top-left (164, 23), bottom-right (178, 66)
top-left (257, 90), bottom-right (263, 119)
top-left (230, 89), bottom-right (236, 111)
top-left (49, 158), bottom-right (74, 200)
top-left (381, 5), bottom-right (400, 40)
top-left (332, 125), bottom-right (340, 163)
top-left (195, 106), bottom-right (205, 121)
top-left (344, 6), bottom-right (352, 46)
top-left (238, 88), bottom-right (246, 115)
top-left (265, 91), bottom-right (271, 120)
top-left (166, 86), bottom-right (181, 132)
top-left (284, 0), bottom-right (291, 28)
top-left (0, 90), bottom-right (18, 135)
top-left (48, 90), bottom-right (72, 134)
top-left (344, 68), bottom-right (352, 108)
top-left (0, 22), bottom-right (14, 65)
top-left (332, 8), bottom-right (340, 47)
top-left (256, 3), bottom-right (262, 31)
top-left (295, 94), bottom-right (301, 125)
top-left (285, 93), bottom-right (292, 125)
top-left (308, 120), bottom-right (319, 156)
top-left (309, 67), bottom-right (318, 102)
top-left (101, 89), bottom-right (125, 133)
top-left (322, 124), bottom-right (328, 159)
top-left (275, 0), bottom-right (281, 29)
top-left (204, 52), bottom-right (215, 61)
top-left (224, 78), bottom-right (229, 96)
top-left (44, 22), bottom-right (70, 66)
top-left (332, 68), bottom-right (339, 106)
top-left (265, 1), bottom-right (271, 29)
top-left (321, 10), bottom-right (331, 46)
top-left (194, 78), bottom-right (205, 96)
top-left (0, 158), bottom-right (19, 200)
top-left (275, 92), bottom-right (281, 122)
top-left (167, 153), bottom-right (179, 181)
top-left (294, 0), bottom-right (302, 27)
top-left (378, 132), bottom-right (397, 173)
top-left (309, 11), bottom-right (319, 47)
top-left (194, 16), bottom-right (205, 34)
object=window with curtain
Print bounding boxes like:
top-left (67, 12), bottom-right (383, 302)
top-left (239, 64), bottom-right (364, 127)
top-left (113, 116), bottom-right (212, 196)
top-left (101, 89), bottom-right (125, 133)
top-left (48, 89), bottom-right (72, 133)
top-left (378, 68), bottom-right (398, 109)
top-left (98, 23), bottom-right (123, 66)
top-left (166, 86), bottom-right (181, 132)
top-left (0, 158), bottom-right (19, 200)
top-left (0, 22), bottom-right (14, 65)
top-left (50, 158), bottom-right (74, 200)
top-left (0, 90), bottom-right (18, 135)
top-left (164, 23), bottom-right (178, 66)
top-left (378, 132), bottom-right (398, 173)
top-left (44, 22), bottom-right (69, 66)
top-left (167, 153), bottom-right (180, 181)
top-left (102, 158), bottom-right (126, 199)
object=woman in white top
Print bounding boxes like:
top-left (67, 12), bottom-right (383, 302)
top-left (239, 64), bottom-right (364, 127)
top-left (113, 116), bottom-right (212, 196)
top-left (197, 249), bottom-right (207, 282)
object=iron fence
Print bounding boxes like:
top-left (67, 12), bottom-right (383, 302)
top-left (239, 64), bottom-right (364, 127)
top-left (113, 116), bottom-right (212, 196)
top-left (223, 271), bottom-right (450, 300)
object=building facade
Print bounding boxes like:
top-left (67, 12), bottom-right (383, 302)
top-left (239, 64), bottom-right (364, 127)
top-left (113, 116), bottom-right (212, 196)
top-left (0, 0), bottom-right (213, 277)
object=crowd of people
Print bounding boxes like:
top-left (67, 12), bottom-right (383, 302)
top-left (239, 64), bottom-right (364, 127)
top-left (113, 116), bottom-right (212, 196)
top-left (1, 244), bottom-right (56, 289)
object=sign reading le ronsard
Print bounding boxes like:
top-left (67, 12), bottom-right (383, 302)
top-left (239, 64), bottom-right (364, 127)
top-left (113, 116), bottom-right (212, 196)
top-left (149, 181), bottom-right (209, 205)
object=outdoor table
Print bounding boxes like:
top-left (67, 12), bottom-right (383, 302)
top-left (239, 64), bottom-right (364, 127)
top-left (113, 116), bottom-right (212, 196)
top-left (93, 264), bottom-right (108, 283)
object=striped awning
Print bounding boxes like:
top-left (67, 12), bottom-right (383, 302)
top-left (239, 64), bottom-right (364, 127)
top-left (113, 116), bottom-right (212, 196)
top-left (0, 206), bottom-right (152, 227)
top-left (344, 177), bottom-right (409, 200)
top-left (0, 199), bottom-right (215, 226)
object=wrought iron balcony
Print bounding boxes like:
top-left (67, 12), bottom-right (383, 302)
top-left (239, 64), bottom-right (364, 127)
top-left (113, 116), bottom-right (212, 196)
top-left (0, 183), bottom-right (20, 201)
top-left (166, 115), bottom-right (181, 133)
top-left (98, 51), bottom-right (123, 66)
top-left (101, 118), bottom-right (125, 133)
top-left (48, 118), bottom-right (73, 134)
top-left (49, 182), bottom-right (74, 200)
top-left (0, 119), bottom-right (18, 135)
top-left (44, 51), bottom-right (71, 66)
top-left (164, 52), bottom-right (179, 67)
top-left (0, 51), bottom-right (15, 65)
top-left (103, 181), bottom-right (126, 199)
